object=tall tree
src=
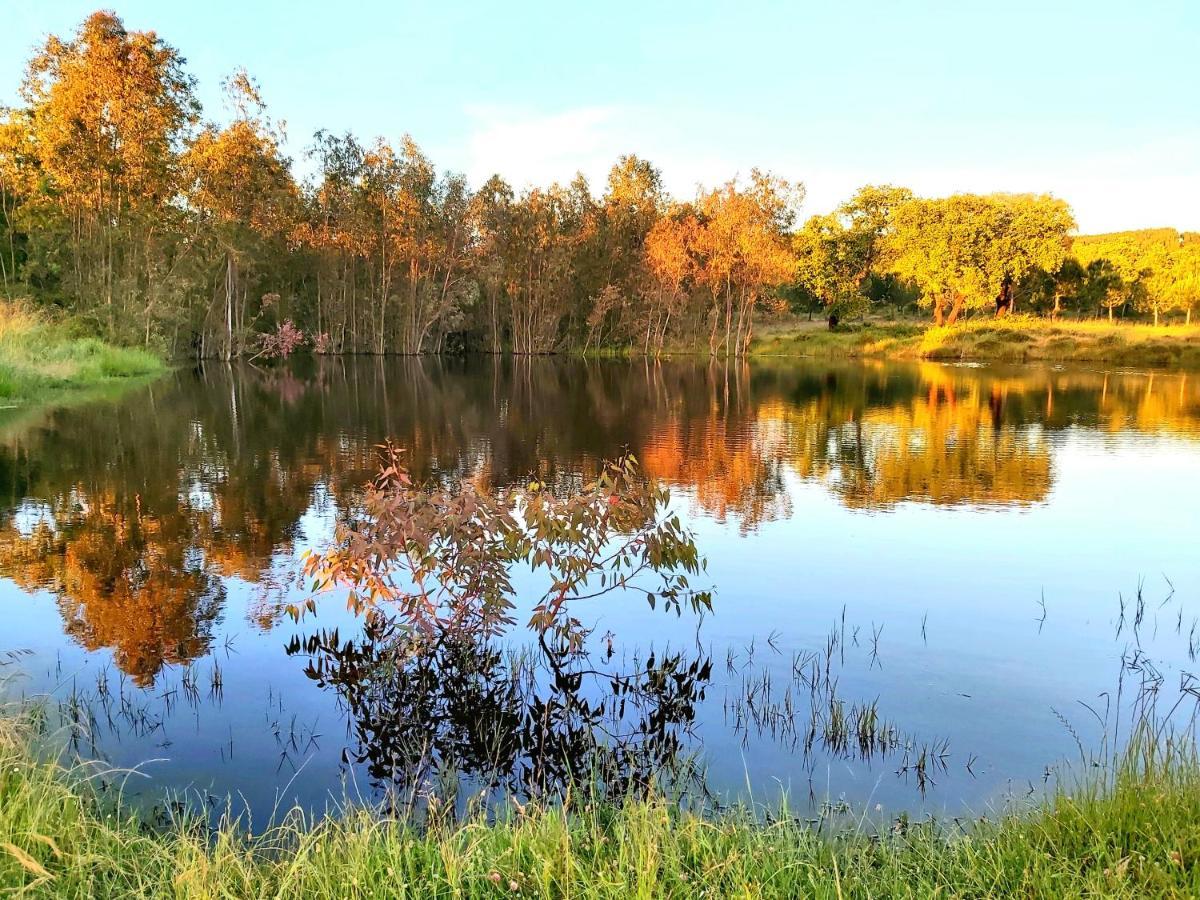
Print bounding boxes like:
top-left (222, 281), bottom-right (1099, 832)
top-left (587, 155), bottom-right (665, 348)
top-left (641, 205), bottom-right (701, 353)
top-left (468, 174), bottom-right (515, 353)
top-left (183, 70), bottom-right (297, 357)
top-left (695, 171), bottom-right (800, 355)
top-left (13, 11), bottom-right (199, 339)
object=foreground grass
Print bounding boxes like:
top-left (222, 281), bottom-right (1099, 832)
top-left (0, 302), bottom-right (163, 406)
top-left (1, 715), bottom-right (1198, 898)
top-left (752, 316), bottom-right (1200, 368)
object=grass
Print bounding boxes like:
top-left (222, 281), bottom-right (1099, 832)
top-left (751, 315), bottom-right (1200, 368)
top-left (0, 302), bottom-right (164, 406)
top-left (1, 708), bottom-right (1198, 898)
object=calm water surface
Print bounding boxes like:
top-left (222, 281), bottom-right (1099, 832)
top-left (1, 357), bottom-right (1198, 818)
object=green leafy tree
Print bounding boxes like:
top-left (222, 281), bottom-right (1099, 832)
top-left (1072, 229), bottom-right (1200, 325)
top-left (886, 193), bottom-right (1075, 325)
top-left (792, 215), bottom-right (866, 328)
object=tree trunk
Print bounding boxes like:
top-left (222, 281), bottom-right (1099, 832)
top-left (945, 293), bottom-right (965, 325)
top-left (224, 251), bottom-right (235, 361)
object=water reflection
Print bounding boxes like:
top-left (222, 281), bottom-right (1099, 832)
top-left (0, 357), bottom-right (1196, 685)
top-left (288, 613), bottom-right (711, 804)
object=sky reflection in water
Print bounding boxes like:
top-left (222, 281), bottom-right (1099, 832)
top-left (0, 357), bottom-right (1197, 818)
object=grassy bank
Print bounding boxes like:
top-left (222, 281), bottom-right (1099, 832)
top-left (1, 713), bottom-right (1197, 898)
top-left (0, 303), bottom-right (164, 407)
top-left (752, 316), bottom-right (1200, 368)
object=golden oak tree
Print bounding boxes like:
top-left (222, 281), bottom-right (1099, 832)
top-left (886, 193), bottom-right (1075, 324)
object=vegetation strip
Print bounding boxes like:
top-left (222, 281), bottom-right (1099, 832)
top-left (0, 711), bottom-right (1196, 898)
top-left (0, 304), bottom-right (163, 407)
top-left (751, 316), bottom-right (1200, 368)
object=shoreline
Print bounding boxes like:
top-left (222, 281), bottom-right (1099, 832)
top-left (747, 316), bottom-right (1200, 368)
top-left (0, 709), bottom-right (1195, 897)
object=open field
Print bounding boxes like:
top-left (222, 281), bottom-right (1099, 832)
top-left (751, 316), bottom-right (1200, 368)
top-left (0, 303), bottom-right (164, 407)
top-left (1, 707), bottom-right (1197, 899)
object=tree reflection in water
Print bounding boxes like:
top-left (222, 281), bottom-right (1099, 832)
top-left (0, 357), bottom-right (1196, 686)
top-left (287, 613), bottom-right (712, 807)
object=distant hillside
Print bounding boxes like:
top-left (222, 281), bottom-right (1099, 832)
top-left (1074, 228), bottom-right (1198, 247)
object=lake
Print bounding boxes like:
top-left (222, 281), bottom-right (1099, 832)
top-left (1, 356), bottom-right (1198, 820)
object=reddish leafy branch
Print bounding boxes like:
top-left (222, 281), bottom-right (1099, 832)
top-left (299, 444), bottom-right (711, 650)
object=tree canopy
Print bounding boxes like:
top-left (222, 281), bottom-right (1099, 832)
top-left (1, 11), bottom-right (1195, 358)
top-left (885, 194), bottom-right (1075, 325)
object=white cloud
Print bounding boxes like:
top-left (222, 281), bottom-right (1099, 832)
top-left (459, 104), bottom-right (624, 190)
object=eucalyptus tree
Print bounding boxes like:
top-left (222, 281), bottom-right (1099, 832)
top-left (641, 205), bottom-right (702, 353)
top-left (695, 171), bottom-right (800, 356)
top-left (10, 10), bottom-right (200, 341)
top-left (504, 182), bottom-right (590, 353)
top-left (587, 155), bottom-right (666, 348)
top-left (468, 174), bottom-right (516, 352)
top-left (183, 70), bottom-right (297, 358)
top-left (0, 110), bottom-right (32, 299)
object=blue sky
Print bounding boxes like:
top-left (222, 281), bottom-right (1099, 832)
top-left (3, 1), bottom-right (1197, 233)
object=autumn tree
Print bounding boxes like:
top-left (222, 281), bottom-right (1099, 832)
top-left (468, 174), bottom-right (515, 352)
top-left (0, 110), bottom-right (35, 298)
top-left (184, 70), bottom-right (297, 357)
top-left (694, 171), bottom-right (800, 356)
top-left (886, 193), bottom-right (1075, 325)
top-left (494, 179), bottom-right (595, 354)
top-left (8, 10), bottom-right (1197, 353)
top-left (585, 155), bottom-right (665, 348)
top-left (641, 206), bottom-right (702, 354)
top-left (11, 11), bottom-right (199, 341)
top-left (295, 132), bottom-right (477, 354)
